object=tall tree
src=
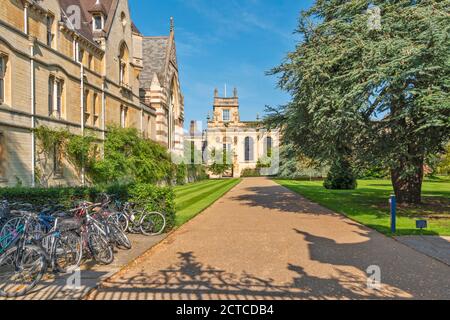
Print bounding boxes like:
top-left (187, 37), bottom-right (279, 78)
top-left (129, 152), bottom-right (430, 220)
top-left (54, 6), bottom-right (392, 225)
top-left (267, 0), bottom-right (450, 203)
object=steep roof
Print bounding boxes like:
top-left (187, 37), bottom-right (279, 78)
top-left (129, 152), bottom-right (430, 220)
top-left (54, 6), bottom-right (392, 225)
top-left (141, 36), bottom-right (170, 88)
top-left (131, 21), bottom-right (142, 35)
top-left (59, 0), bottom-right (116, 43)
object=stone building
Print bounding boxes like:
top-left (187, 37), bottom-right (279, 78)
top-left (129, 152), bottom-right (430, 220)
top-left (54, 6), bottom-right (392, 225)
top-left (191, 88), bottom-right (279, 178)
top-left (0, 0), bottom-right (184, 187)
top-left (140, 18), bottom-right (184, 155)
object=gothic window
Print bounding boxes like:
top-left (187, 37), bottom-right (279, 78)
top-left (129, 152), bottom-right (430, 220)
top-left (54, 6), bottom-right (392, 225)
top-left (49, 76), bottom-right (63, 118)
top-left (119, 43), bottom-right (129, 85)
top-left (265, 136), bottom-right (273, 157)
top-left (78, 49), bottom-right (84, 64)
top-left (0, 56), bottom-right (5, 104)
top-left (84, 90), bottom-right (90, 125)
top-left (93, 93), bottom-right (99, 126)
top-left (245, 137), bottom-right (254, 162)
top-left (222, 109), bottom-right (230, 122)
top-left (46, 16), bottom-right (54, 47)
top-left (56, 81), bottom-right (63, 118)
top-left (120, 106), bottom-right (128, 128)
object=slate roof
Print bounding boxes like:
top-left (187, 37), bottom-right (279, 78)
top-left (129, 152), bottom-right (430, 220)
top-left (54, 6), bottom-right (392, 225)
top-left (59, 0), bottom-right (115, 43)
top-left (141, 36), bottom-right (170, 88)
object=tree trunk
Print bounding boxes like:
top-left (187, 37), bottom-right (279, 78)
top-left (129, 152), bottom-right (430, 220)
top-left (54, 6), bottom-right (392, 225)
top-left (390, 156), bottom-right (424, 204)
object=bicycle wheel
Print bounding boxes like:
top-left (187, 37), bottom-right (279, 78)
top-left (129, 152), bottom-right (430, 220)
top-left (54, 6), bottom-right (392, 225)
top-left (87, 231), bottom-right (114, 265)
top-left (108, 212), bottom-right (128, 233)
top-left (109, 224), bottom-right (132, 250)
top-left (139, 212), bottom-right (166, 236)
top-left (0, 245), bottom-right (47, 298)
top-left (0, 217), bottom-right (25, 250)
top-left (54, 231), bottom-right (83, 273)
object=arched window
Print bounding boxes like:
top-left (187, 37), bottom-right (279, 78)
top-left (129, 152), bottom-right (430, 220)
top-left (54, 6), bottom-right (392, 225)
top-left (265, 136), bottom-right (273, 157)
top-left (119, 42), bottom-right (129, 85)
top-left (244, 137), bottom-right (254, 162)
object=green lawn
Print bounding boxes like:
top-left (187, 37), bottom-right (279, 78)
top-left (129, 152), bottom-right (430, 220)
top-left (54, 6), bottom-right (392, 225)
top-left (275, 178), bottom-right (450, 236)
top-left (173, 179), bottom-right (241, 227)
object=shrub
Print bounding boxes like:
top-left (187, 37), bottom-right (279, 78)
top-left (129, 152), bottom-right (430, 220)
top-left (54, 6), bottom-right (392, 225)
top-left (176, 163), bottom-right (187, 185)
top-left (92, 126), bottom-right (176, 185)
top-left (358, 166), bottom-right (390, 180)
top-left (241, 168), bottom-right (261, 177)
top-left (0, 183), bottom-right (176, 232)
top-left (128, 183), bottom-right (176, 230)
top-left (323, 158), bottom-right (357, 190)
top-left (187, 164), bottom-right (209, 183)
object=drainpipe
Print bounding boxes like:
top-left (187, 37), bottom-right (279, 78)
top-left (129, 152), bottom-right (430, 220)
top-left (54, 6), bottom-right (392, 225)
top-left (30, 38), bottom-right (35, 187)
top-left (101, 80), bottom-right (105, 145)
top-left (24, 3), bottom-right (28, 34)
top-left (80, 57), bottom-right (85, 186)
top-left (140, 108), bottom-right (143, 137)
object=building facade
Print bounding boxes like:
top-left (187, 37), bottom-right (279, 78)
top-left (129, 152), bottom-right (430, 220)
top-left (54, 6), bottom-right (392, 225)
top-left (0, 0), bottom-right (184, 187)
top-left (140, 19), bottom-right (184, 155)
top-left (192, 88), bottom-right (279, 178)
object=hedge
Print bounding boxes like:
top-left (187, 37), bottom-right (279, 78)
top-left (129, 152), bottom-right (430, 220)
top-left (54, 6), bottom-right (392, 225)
top-left (0, 183), bottom-right (176, 231)
top-left (241, 168), bottom-right (261, 177)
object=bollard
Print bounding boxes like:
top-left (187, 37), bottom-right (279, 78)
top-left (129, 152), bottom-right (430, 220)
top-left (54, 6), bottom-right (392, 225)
top-left (389, 195), bottom-right (397, 233)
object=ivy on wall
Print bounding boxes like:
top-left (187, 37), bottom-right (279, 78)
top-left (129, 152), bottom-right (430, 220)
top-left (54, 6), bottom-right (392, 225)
top-left (33, 125), bottom-right (208, 187)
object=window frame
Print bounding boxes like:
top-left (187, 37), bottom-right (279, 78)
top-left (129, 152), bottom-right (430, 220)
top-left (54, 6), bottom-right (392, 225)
top-left (46, 16), bottom-right (54, 47)
top-left (48, 76), bottom-right (54, 116)
top-left (0, 55), bottom-right (6, 104)
top-left (92, 93), bottom-right (99, 126)
top-left (55, 80), bottom-right (63, 119)
top-left (244, 136), bottom-right (254, 162)
top-left (120, 105), bottom-right (128, 128)
top-left (48, 76), bottom-right (63, 119)
top-left (222, 109), bottom-right (230, 122)
top-left (93, 14), bottom-right (104, 31)
top-left (266, 136), bottom-right (273, 157)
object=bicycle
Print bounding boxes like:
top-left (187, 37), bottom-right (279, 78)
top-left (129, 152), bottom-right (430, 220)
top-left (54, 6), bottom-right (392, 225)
top-left (111, 201), bottom-right (166, 236)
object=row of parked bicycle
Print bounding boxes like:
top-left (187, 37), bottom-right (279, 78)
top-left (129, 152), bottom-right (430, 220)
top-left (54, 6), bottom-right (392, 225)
top-left (0, 194), bottom-right (166, 298)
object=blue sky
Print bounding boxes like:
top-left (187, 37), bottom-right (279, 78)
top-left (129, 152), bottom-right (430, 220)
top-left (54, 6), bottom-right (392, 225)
top-left (129, 0), bottom-right (314, 129)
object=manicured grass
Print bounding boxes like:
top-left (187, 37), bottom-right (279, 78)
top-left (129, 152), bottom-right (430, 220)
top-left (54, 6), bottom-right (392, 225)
top-left (275, 177), bottom-right (450, 236)
top-left (173, 179), bottom-right (241, 227)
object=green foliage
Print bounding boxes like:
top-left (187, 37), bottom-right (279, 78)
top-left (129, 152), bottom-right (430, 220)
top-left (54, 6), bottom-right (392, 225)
top-left (267, 1), bottom-right (450, 203)
top-left (0, 183), bottom-right (176, 231)
top-left (437, 142), bottom-right (450, 175)
top-left (176, 162), bottom-right (187, 185)
top-left (277, 143), bottom-right (329, 179)
top-left (208, 148), bottom-right (232, 176)
top-left (186, 164), bottom-right (209, 183)
top-left (359, 166), bottom-right (390, 180)
top-left (92, 126), bottom-right (175, 185)
top-left (128, 183), bottom-right (176, 230)
top-left (256, 156), bottom-right (271, 169)
top-left (324, 158), bottom-right (357, 190)
top-left (241, 168), bottom-right (261, 177)
top-left (65, 133), bottom-right (97, 175)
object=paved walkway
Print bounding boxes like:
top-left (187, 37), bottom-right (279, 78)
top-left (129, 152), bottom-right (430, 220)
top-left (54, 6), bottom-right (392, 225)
top-left (395, 236), bottom-right (450, 267)
top-left (90, 178), bottom-right (450, 300)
